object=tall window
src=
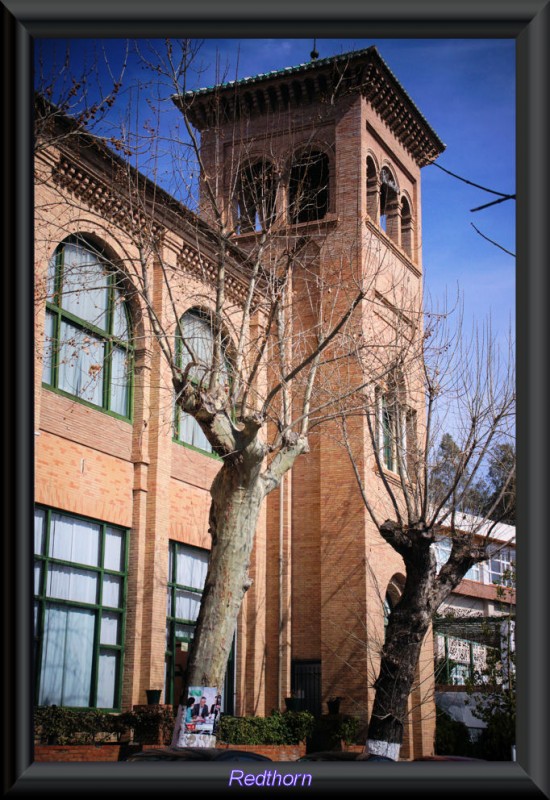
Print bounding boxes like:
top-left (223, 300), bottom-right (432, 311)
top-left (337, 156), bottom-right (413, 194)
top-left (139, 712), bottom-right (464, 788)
top-left (379, 167), bottom-right (399, 241)
top-left (376, 386), bottom-right (415, 475)
top-left (236, 159), bottom-right (276, 233)
top-left (174, 310), bottom-right (230, 455)
top-left (366, 156), bottom-right (378, 218)
top-left (379, 393), bottom-right (397, 472)
top-left (42, 238), bottom-right (133, 418)
top-left (165, 542), bottom-right (209, 704)
top-left (34, 507), bottom-right (128, 709)
top-left (289, 149), bottom-right (329, 224)
top-left (400, 196), bottom-right (413, 258)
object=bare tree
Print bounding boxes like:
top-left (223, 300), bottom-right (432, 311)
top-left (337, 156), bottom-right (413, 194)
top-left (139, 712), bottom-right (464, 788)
top-left (340, 300), bottom-right (515, 759)
top-left (34, 40), bottom-right (395, 718)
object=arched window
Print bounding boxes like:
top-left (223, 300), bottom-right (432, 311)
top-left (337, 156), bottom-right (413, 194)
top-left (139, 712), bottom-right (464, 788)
top-left (379, 166), bottom-right (399, 241)
top-left (174, 309), bottom-right (231, 455)
top-left (42, 238), bottom-right (132, 418)
top-left (366, 156), bottom-right (378, 218)
top-left (289, 149), bottom-right (329, 224)
top-left (383, 593), bottom-right (393, 631)
top-left (401, 196), bottom-right (413, 258)
top-left (236, 159), bottom-right (276, 233)
top-left (376, 373), bottom-right (415, 474)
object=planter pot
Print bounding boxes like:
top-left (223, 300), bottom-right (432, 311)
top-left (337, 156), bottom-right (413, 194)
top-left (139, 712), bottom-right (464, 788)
top-left (146, 689), bottom-right (162, 705)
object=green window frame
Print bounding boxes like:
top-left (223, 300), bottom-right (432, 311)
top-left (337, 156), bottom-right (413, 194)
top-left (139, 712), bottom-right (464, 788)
top-left (173, 309), bottom-right (230, 457)
top-left (165, 541), bottom-right (235, 712)
top-left (165, 541), bottom-right (209, 704)
top-left (42, 236), bottom-right (133, 420)
top-left (34, 506), bottom-right (128, 710)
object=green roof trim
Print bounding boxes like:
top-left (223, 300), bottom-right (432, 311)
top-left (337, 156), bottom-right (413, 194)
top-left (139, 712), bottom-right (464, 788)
top-left (183, 46), bottom-right (378, 98)
top-left (178, 46), bottom-right (445, 160)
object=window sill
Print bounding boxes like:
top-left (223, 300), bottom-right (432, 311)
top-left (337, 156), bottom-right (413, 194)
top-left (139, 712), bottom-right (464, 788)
top-left (172, 437), bottom-right (221, 461)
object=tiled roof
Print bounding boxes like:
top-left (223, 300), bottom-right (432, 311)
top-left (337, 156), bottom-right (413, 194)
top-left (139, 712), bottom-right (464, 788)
top-left (174, 46), bottom-right (445, 166)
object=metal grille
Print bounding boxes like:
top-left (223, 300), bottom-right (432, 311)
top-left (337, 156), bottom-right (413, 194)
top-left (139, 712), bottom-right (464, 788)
top-left (291, 660), bottom-right (321, 717)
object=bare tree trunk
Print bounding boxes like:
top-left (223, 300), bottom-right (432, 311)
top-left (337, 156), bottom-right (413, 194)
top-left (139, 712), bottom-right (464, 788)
top-left (185, 444), bottom-right (266, 689)
top-left (367, 546), bottom-right (434, 760)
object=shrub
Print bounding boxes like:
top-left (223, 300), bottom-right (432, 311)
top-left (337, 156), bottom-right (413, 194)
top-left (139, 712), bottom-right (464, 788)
top-left (218, 711), bottom-right (314, 745)
top-left (310, 714), bottom-right (361, 750)
top-left (34, 706), bottom-right (119, 745)
top-left (118, 706), bottom-right (175, 745)
top-left (434, 708), bottom-right (472, 757)
top-left (472, 710), bottom-right (515, 760)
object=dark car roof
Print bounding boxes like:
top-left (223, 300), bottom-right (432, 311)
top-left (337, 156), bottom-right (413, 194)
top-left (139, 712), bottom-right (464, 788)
top-left (126, 747), bottom-right (272, 762)
top-left (298, 751), bottom-right (364, 761)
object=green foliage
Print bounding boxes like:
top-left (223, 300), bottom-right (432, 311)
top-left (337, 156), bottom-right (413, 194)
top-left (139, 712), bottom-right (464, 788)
top-left (309, 714), bottom-right (361, 750)
top-left (434, 708), bottom-right (472, 757)
top-left (35, 705), bottom-right (176, 745)
top-left (34, 706), bottom-right (120, 744)
top-left (484, 442), bottom-right (516, 524)
top-left (473, 709), bottom-right (515, 760)
top-left (119, 706), bottom-right (175, 744)
top-left (217, 710), bottom-right (315, 745)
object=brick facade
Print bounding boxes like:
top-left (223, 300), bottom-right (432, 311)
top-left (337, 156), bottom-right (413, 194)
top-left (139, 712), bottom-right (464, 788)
top-left (34, 48), bottom-right (446, 758)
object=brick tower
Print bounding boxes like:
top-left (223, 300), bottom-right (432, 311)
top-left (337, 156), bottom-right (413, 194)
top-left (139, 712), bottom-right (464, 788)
top-left (179, 46), bottom-right (445, 757)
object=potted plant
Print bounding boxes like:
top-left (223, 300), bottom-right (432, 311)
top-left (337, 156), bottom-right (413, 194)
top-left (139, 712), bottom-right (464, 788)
top-left (327, 696), bottom-right (343, 714)
top-left (145, 689), bottom-right (162, 705)
top-left (284, 692), bottom-right (303, 712)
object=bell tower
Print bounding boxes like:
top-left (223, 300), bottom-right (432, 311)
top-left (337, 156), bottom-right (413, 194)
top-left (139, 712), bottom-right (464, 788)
top-left (176, 46), bottom-right (444, 755)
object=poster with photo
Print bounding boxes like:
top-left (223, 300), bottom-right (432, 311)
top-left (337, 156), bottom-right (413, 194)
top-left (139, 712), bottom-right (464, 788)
top-left (185, 686), bottom-right (223, 735)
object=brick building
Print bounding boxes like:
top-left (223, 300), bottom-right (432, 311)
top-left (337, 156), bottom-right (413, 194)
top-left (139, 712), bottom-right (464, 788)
top-left (34, 47), bottom-right (447, 758)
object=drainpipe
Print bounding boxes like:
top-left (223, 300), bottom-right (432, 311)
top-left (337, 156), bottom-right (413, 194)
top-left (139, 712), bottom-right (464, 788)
top-left (278, 474), bottom-right (285, 710)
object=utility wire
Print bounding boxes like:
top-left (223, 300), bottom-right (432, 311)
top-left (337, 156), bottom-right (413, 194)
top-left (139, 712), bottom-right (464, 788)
top-left (471, 223), bottom-right (515, 258)
top-left (431, 162), bottom-right (516, 204)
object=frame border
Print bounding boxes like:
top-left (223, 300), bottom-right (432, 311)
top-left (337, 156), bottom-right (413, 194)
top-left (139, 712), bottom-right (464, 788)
top-left (3, 1), bottom-right (548, 796)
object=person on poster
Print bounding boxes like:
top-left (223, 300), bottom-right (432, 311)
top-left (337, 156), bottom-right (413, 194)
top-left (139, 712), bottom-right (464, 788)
top-left (193, 696), bottom-right (210, 720)
top-left (210, 694), bottom-right (222, 718)
top-left (184, 696), bottom-right (196, 727)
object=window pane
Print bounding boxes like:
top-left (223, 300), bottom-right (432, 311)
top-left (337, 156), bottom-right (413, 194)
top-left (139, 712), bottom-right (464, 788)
top-left (61, 242), bottom-right (109, 330)
top-left (168, 545), bottom-right (174, 583)
top-left (181, 312), bottom-right (214, 382)
top-left (175, 588), bottom-right (202, 622)
top-left (42, 310), bottom-right (55, 384)
top-left (49, 512), bottom-right (100, 567)
top-left (58, 322), bottom-right (105, 407)
top-left (102, 575), bottom-right (122, 608)
top-left (34, 508), bottom-right (46, 555)
top-left (34, 560), bottom-right (43, 595)
top-left (46, 253), bottom-right (57, 301)
top-left (47, 565), bottom-right (98, 604)
top-left (39, 604), bottom-right (95, 706)
top-left (97, 650), bottom-right (118, 708)
top-left (179, 412), bottom-right (213, 453)
top-left (104, 528), bottom-right (124, 572)
top-left (167, 587), bottom-right (172, 617)
top-left (112, 294), bottom-right (129, 340)
top-left (175, 623), bottom-right (195, 642)
top-left (34, 600), bottom-right (40, 635)
top-left (109, 346), bottom-right (130, 416)
top-left (100, 611), bottom-right (120, 645)
top-left (175, 546), bottom-right (208, 589)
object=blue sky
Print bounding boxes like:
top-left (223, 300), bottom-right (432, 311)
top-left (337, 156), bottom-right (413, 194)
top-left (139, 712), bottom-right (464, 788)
top-left (36, 37), bottom-right (515, 346)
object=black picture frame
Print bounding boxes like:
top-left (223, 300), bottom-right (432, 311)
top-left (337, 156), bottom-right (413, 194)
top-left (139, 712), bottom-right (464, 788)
top-left (3, 1), bottom-right (548, 796)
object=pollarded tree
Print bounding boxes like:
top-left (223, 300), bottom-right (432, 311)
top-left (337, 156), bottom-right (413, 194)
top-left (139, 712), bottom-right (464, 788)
top-left (341, 304), bottom-right (515, 760)
top-left (34, 40), bottom-right (393, 707)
